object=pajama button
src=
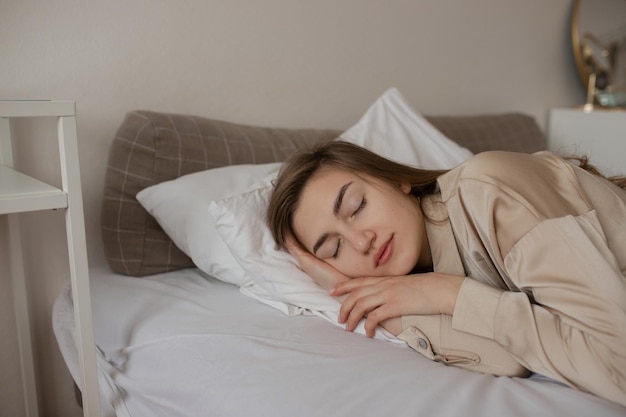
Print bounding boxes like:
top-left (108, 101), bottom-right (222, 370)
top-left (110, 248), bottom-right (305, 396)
top-left (418, 338), bottom-right (428, 349)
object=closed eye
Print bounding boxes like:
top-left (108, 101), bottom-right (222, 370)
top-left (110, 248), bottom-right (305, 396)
top-left (331, 199), bottom-right (366, 259)
top-left (352, 198), bottom-right (366, 217)
top-left (332, 238), bottom-right (342, 259)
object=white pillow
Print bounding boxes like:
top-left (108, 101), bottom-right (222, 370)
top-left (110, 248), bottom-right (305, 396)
top-left (210, 178), bottom-right (339, 311)
top-left (339, 87), bottom-right (472, 167)
top-left (209, 87), bottom-right (473, 338)
top-left (136, 162), bottom-right (281, 286)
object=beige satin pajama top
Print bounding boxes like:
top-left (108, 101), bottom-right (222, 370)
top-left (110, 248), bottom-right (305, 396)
top-left (398, 150), bottom-right (626, 407)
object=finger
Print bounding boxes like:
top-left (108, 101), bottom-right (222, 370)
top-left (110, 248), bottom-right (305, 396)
top-left (284, 237), bottom-right (305, 258)
top-left (363, 306), bottom-right (394, 338)
top-left (344, 294), bottom-right (382, 332)
top-left (337, 295), bottom-right (353, 324)
top-left (331, 276), bottom-right (386, 296)
top-left (337, 285), bottom-right (372, 323)
top-left (341, 290), bottom-right (385, 331)
top-left (365, 316), bottom-right (378, 338)
top-left (285, 239), bottom-right (319, 271)
top-left (298, 252), bottom-right (339, 283)
top-left (285, 239), bottom-right (351, 292)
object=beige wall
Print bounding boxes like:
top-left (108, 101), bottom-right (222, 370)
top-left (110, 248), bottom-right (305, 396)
top-left (0, 1), bottom-right (582, 416)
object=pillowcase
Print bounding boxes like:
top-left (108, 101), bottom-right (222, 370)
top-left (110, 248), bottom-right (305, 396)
top-left (210, 176), bottom-right (339, 310)
top-left (209, 87), bottom-right (473, 338)
top-left (136, 162), bottom-right (281, 286)
top-left (209, 177), bottom-right (369, 331)
top-left (339, 87), bottom-right (472, 167)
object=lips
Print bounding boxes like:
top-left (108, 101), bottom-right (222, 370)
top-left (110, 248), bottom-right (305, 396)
top-left (374, 235), bottom-right (394, 268)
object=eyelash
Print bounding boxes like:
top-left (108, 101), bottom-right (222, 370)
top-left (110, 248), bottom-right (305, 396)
top-left (332, 198), bottom-right (367, 259)
top-left (332, 239), bottom-right (341, 259)
top-left (353, 198), bottom-right (367, 217)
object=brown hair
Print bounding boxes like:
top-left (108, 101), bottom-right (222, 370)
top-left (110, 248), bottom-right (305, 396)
top-left (565, 155), bottom-right (626, 190)
top-left (267, 141), bottom-right (447, 249)
top-left (267, 142), bottom-right (626, 251)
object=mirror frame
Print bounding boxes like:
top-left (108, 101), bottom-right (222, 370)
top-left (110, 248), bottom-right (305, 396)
top-left (571, 0), bottom-right (587, 88)
top-left (571, 0), bottom-right (626, 108)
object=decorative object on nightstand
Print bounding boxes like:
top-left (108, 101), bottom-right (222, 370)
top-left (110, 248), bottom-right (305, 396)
top-left (0, 101), bottom-right (101, 417)
top-left (571, 0), bottom-right (626, 110)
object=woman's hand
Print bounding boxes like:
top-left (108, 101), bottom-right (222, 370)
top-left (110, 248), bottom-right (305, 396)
top-left (285, 237), bottom-right (464, 338)
top-left (285, 237), bottom-right (403, 336)
top-left (284, 236), bottom-right (351, 293)
top-left (330, 273), bottom-right (465, 337)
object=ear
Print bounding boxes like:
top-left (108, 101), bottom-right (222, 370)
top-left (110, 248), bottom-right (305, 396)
top-left (399, 182), bottom-right (412, 194)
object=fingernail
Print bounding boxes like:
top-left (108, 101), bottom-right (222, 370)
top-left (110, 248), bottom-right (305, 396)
top-left (328, 287), bottom-right (336, 295)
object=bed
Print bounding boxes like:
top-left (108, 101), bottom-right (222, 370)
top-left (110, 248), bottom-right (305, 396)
top-left (53, 89), bottom-right (626, 416)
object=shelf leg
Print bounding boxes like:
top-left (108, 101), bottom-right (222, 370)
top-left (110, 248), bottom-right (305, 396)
top-left (7, 214), bottom-right (41, 417)
top-left (58, 115), bottom-right (102, 417)
top-left (1, 116), bottom-right (40, 417)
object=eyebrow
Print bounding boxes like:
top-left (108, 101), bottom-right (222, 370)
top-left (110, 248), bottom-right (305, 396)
top-left (312, 181), bottom-right (352, 255)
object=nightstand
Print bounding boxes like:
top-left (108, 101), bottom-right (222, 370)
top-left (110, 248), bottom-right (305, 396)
top-left (0, 101), bottom-right (101, 417)
top-left (548, 108), bottom-right (626, 176)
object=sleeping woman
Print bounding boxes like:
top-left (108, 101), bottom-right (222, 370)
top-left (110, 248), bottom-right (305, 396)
top-left (266, 141), bottom-right (626, 407)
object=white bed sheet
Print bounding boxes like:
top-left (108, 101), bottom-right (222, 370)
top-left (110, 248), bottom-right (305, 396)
top-left (53, 266), bottom-right (625, 417)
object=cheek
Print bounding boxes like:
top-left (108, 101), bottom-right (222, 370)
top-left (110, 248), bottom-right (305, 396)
top-left (394, 194), bottom-right (421, 222)
top-left (325, 251), bottom-right (361, 278)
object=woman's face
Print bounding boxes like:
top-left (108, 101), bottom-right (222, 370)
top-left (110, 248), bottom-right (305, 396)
top-left (292, 166), bottom-right (430, 278)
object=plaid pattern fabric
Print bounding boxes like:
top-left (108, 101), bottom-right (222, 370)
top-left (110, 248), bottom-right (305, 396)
top-left (428, 113), bottom-right (547, 154)
top-left (101, 111), bottom-right (340, 276)
top-left (101, 110), bottom-right (546, 276)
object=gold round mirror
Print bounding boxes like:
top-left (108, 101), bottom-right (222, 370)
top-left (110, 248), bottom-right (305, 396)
top-left (572, 0), bottom-right (626, 108)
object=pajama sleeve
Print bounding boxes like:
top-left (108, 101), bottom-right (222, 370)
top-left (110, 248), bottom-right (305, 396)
top-left (452, 210), bottom-right (626, 407)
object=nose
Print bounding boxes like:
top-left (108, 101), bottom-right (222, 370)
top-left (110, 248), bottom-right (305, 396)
top-left (346, 229), bottom-right (375, 255)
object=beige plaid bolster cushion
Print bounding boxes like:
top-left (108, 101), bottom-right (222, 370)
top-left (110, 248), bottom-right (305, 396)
top-left (101, 110), bottom-right (340, 277)
top-left (101, 110), bottom-right (546, 277)
top-left (427, 113), bottom-right (547, 154)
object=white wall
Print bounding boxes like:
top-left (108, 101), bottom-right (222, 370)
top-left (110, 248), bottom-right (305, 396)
top-left (0, 1), bottom-right (583, 415)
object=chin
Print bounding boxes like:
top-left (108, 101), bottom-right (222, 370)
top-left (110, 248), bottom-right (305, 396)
top-left (378, 264), bottom-right (414, 278)
top-left (395, 256), bottom-right (420, 276)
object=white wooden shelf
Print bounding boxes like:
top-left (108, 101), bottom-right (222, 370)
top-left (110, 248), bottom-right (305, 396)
top-left (0, 100), bottom-right (76, 118)
top-left (0, 166), bottom-right (67, 214)
top-left (0, 100), bottom-right (101, 417)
